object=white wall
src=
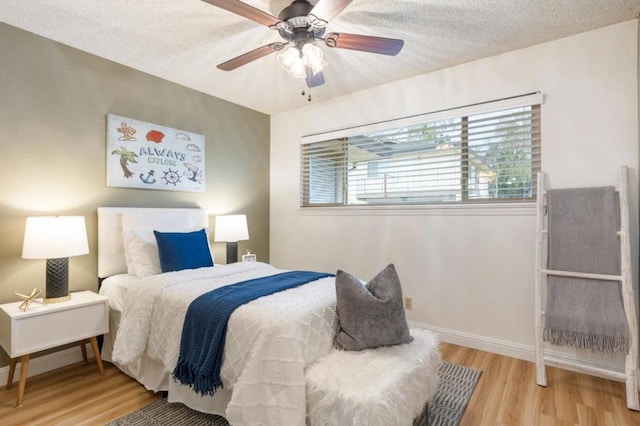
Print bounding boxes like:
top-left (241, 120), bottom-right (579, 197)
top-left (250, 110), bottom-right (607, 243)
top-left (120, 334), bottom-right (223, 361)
top-left (270, 20), bottom-right (639, 362)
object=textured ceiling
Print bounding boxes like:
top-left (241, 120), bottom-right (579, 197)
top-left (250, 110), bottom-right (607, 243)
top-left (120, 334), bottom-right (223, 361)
top-left (1, 0), bottom-right (639, 114)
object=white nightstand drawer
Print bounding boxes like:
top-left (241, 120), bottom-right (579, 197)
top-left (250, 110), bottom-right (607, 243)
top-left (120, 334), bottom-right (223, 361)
top-left (0, 290), bottom-right (109, 358)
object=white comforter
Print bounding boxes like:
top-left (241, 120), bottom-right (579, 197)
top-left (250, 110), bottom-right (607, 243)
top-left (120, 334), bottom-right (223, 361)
top-left (111, 262), bottom-right (338, 426)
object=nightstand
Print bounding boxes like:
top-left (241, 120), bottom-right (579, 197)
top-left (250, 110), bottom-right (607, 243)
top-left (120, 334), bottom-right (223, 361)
top-left (0, 290), bottom-right (109, 407)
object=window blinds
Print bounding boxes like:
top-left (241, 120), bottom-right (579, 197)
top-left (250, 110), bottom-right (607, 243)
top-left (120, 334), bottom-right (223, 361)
top-left (300, 93), bottom-right (542, 207)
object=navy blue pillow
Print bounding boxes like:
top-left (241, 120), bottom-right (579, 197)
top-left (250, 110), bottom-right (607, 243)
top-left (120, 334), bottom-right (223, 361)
top-left (153, 229), bottom-right (214, 273)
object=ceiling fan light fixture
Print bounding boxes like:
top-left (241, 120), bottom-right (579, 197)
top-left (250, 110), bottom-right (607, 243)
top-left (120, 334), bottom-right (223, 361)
top-left (278, 43), bottom-right (327, 79)
top-left (302, 43), bottom-right (327, 76)
top-left (277, 47), bottom-right (307, 79)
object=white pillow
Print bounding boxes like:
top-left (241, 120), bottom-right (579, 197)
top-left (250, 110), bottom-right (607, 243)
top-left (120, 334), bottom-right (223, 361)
top-left (122, 234), bottom-right (136, 275)
top-left (121, 211), bottom-right (213, 276)
top-left (123, 232), bottom-right (139, 276)
top-left (124, 230), bottom-right (162, 277)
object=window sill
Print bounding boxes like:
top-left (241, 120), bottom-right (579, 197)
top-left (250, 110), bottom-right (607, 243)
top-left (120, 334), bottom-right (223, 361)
top-left (297, 203), bottom-right (536, 217)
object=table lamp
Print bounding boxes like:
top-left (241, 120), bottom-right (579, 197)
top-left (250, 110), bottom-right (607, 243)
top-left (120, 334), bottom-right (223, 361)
top-left (22, 216), bottom-right (89, 303)
top-left (214, 214), bottom-right (249, 264)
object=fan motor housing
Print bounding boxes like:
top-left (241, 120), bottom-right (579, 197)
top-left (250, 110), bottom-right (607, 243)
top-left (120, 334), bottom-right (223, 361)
top-left (277, 0), bottom-right (325, 43)
top-left (278, 0), bottom-right (314, 22)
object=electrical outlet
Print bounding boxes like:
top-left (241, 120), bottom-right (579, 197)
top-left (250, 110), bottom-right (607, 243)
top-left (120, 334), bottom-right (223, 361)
top-left (404, 296), bottom-right (413, 310)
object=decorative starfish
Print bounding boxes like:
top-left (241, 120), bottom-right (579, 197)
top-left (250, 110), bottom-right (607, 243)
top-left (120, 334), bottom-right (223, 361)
top-left (14, 288), bottom-right (41, 312)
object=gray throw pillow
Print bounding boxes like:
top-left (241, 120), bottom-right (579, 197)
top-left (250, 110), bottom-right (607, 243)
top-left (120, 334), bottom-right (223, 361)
top-left (334, 263), bottom-right (413, 351)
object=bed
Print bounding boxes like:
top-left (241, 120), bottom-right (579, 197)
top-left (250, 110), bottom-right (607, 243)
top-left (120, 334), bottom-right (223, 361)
top-left (97, 207), bottom-right (339, 426)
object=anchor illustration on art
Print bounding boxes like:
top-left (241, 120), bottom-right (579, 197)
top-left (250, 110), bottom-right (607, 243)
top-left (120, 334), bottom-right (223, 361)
top-left (183, 163), bottom-right (201, 183)
top-left (140, 170), bottom-right (156, 184)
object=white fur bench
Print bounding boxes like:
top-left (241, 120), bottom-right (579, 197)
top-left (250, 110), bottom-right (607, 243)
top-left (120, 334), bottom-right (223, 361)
top-left (305, 327), bottom-right (441, 426)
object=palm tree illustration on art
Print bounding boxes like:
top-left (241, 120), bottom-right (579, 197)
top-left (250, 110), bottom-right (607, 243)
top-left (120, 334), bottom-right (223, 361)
top-left (112, 146), bottom-right (138, 178)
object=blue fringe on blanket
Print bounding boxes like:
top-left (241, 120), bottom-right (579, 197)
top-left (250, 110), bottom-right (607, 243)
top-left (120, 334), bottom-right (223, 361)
top-left (172, 270), bottom-right (334, 396)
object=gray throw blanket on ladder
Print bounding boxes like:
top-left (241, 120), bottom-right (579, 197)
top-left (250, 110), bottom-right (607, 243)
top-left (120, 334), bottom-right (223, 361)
top-left (543, 186), bottom-right (629, 353)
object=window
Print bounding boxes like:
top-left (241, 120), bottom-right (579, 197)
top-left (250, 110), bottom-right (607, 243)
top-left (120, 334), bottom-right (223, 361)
top-left (300, 93), bottom-right (541, 207)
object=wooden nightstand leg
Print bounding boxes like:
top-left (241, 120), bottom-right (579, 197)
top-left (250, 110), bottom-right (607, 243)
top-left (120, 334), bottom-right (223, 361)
top-left (7, 358), bottom-right (17, 390)
top-left (16, 354), bottom-right (30, 408)
top-left (89, 336), bottom-right (104, 375)
top-left (81, 339), bottom-right (88, 363)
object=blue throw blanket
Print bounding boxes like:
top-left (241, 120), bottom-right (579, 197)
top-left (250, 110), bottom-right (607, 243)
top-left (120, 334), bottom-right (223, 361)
top-left (172, 270), bottom-right (334, 396)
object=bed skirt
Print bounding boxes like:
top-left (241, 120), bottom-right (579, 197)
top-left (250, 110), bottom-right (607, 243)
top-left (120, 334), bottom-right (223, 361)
top-left (102, 311), bottom-right (232, 416)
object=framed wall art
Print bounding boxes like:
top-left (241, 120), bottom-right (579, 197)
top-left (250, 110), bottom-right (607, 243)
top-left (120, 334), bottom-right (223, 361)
top-left (106, 114), bottom-right (205, 192)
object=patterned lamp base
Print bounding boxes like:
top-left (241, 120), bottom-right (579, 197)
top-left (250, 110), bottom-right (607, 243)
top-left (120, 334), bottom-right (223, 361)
top-left (226, 242), bottom-right (239, 264)
top-left (45, 257), bottom-right (71, 303)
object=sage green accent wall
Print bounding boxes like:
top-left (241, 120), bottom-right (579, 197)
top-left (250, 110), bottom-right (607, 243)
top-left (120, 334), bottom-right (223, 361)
top-left (0, 23), bottom-right (270, 366)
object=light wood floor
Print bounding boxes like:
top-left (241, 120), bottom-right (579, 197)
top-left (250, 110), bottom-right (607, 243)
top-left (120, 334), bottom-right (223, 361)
top-left (2, 343), bottom-right (640, 425)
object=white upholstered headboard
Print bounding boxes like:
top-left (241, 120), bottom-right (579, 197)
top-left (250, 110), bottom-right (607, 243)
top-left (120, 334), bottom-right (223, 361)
top-left (97, 207), bottom-right (209, 278)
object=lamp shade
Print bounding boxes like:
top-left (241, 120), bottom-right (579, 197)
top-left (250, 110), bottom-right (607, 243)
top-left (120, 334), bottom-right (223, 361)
top-left (22, 216), bottom-right (89, 259)
top-left (214, 215), bottom-right (249, 242)
top-left (22, 216), bottom-right (89, 303)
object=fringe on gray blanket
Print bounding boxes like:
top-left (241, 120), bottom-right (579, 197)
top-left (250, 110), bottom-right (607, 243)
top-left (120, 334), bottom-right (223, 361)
top-left (543, 329), bottom-right (629, 353)
top-left (543, 186), bottom-right (630, 354)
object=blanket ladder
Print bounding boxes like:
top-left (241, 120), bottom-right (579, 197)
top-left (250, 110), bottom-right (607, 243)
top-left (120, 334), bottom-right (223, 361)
top-left (534, 165), bottom-right (639, 410)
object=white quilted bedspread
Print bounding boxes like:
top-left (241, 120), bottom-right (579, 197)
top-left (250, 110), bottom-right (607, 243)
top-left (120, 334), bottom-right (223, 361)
top-left (111, 262), bottom-right (338, 426)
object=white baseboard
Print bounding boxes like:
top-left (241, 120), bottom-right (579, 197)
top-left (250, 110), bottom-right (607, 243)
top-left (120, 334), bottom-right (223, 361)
top-left (409, 321), bottom-right (626, 376)
top-left (409, 321), bottom-right (534, 362)
top-left (0, 343), bottom-right (96, 385)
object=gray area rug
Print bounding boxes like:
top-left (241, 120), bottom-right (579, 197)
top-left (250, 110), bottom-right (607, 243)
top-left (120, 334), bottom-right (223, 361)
top-left (107, 361), bottom-right (481, 426)
top-left (423, 361), bottom-right (482, 426)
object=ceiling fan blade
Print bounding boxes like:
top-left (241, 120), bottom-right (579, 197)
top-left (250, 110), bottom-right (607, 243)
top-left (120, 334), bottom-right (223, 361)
top-left (217, 42), bottom-right (288, 71)
top-left (308, 0), bottom-right (354, 24)
top-left (306, 69), bottom-right (325, 88)
top-left (324, 32), bottom-right (404, 55)
top-left (202, 0), bottom-right (281, 27)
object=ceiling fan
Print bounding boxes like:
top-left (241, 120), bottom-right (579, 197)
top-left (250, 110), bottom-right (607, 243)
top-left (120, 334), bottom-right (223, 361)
top-left (204, 0), bottom-right (404, 87)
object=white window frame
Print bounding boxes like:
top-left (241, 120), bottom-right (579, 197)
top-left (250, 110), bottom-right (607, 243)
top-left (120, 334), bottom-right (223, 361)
top-left (300, 92), bottom-right (543, 210)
